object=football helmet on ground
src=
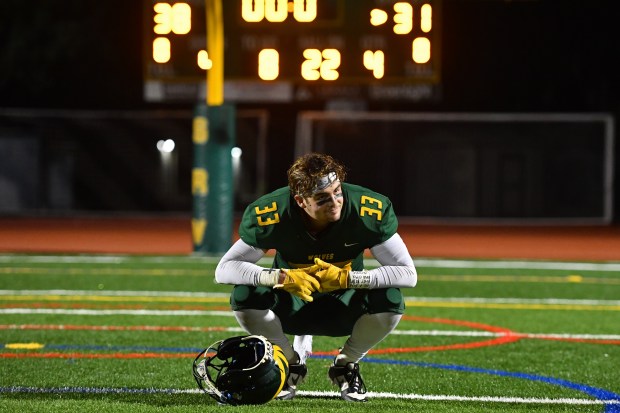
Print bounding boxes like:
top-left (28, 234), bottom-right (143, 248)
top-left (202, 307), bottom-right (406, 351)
top-left (192, 335), bottom-right (289, 405)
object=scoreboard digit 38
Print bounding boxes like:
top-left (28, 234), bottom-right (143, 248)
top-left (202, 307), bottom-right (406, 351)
top-left (143, 0), bottom-right (441, 102)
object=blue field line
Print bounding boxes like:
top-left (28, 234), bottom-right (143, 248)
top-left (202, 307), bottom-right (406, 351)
top-left (2, 355), bottom-right (620, 412)
top-left (0, 386), bottom-right (195, 395)
top-left (349, 356), bottom-right (620, 412)
top-left (4, 342), bottom-right (619, 409)
top-left (40, 344), bottom-right (203, 353)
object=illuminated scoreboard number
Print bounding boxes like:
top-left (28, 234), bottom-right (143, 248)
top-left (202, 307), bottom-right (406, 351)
top-left (143, 0), bottom-right (441, 101)
top-left (231, 0), bottom-right (438, 83)
top-left (151, 2), bottom-right (189, 63)
top-left (148, 1), bottom-right (211, 72)
top-left (241, 0), bottom-right (318, 22)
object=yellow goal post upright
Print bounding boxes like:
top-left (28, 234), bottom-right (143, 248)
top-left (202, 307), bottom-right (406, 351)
top-left (192, 0), bottom-right (236, 254)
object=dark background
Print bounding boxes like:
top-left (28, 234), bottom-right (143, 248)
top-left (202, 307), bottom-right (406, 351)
top-left (0, 0), bottom-right (618, 220)
top-left (2, 0), bottom-right (616, 111)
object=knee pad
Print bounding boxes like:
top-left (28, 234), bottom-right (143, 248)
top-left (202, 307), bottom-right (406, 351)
top-left (366, 288), bottom-right (405, 314)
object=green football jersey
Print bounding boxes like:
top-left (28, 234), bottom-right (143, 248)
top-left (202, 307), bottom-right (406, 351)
top-left (238, 183), bottom-right (398, 271)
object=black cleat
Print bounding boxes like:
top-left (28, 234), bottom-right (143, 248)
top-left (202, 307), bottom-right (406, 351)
top-left (328, 362), bottom-right (367, 402)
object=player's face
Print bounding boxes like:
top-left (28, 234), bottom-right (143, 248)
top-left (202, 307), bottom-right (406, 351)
top-left (296, 180), bottom-right (344, 228)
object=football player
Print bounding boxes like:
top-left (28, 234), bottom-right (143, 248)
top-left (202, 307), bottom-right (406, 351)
top-left (215, 152), bottom-right (417, 402)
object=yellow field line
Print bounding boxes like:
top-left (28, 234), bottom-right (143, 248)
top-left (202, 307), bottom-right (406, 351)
top-left (0, 268), bottom-right (205, 276)
top-left (404, 301), bottom-right (620, 311)
top-left (2, 267), bottom-right (619, 285)
top-left (1, 295), bottom-right (619, 311)
top-left (0, 295), bottom-right (227, 303)
top-left (422, 274), bottom-right (620, 285)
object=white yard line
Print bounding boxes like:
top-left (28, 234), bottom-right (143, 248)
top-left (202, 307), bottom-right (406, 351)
top-left (1, 254), bottom-right (620, 271)
top-left (0, 289), bottom-right (229, 298)
top-left (0, 308), bottom-right (234, 316)
top-left (2, 313), bottom-right (620, 341)
top-left (302, 390), bottom-right (620, 404)
top-left (0, 386), bottom-right (617, 404)
top-left (2, 289), bottom-right (619, 306)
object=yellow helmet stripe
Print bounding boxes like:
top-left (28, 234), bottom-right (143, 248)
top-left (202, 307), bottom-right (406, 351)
top-left (271, 344), bottom-right (289, 399)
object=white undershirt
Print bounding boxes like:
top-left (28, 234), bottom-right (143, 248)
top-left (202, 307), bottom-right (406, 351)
top-left (215, 233), bottom-right (417, 289)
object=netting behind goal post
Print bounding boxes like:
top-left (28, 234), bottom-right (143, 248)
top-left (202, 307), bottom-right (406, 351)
top-left (295, 112), bottom-right (614, 224)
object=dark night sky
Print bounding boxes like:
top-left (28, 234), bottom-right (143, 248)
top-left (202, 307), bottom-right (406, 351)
top-left (1, 0), bottom-right (618, 112)
top-left (0, 0), bottom-right (143, 109)
top-left (1, 0), bottom-right (619, 218)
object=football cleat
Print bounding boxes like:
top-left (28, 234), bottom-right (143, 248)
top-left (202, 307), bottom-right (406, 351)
top-left (276, 354), bottom-right (308, 400)
top-left (328, 362), bottom-right (367, 402)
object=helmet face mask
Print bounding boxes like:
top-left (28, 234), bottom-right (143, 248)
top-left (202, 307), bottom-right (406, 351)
top-left (193, 335), bottom-right (289, 405)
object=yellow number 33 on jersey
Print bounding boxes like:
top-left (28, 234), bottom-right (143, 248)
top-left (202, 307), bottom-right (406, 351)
top-left (255, 202), bottom-right (280, 226)
top-left (360, 195), bottom-right (383, 221)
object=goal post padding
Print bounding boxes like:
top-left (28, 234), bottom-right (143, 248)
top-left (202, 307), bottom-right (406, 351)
top-left (192, 102), bottom-right (236, 253)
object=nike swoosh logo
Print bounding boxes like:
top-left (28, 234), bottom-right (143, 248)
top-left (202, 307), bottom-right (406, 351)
top-left (344, 242), bottom-right (359, 247)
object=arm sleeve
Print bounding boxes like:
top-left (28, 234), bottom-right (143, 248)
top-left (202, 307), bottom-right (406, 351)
top-left (214, 239), bottom-right (268, 285)
top-left (364, 233), bottom-right (417, 288)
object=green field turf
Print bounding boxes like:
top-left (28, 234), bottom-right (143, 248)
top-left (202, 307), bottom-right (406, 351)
top-left (1, 254), bottom-right (619, 413)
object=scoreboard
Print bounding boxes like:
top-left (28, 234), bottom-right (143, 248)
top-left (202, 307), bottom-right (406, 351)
top-left (143, 0), bottom-right (442, 102)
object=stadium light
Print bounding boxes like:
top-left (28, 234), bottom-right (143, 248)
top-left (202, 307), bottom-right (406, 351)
top-left (157, 139), bottom-right (176, 153)
top-left (157, 139), bottom-right (177, 196)
top-left (231, 146), bottom-right (242, 158)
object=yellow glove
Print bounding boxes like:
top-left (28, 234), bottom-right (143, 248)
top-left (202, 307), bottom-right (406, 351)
top-left (313, 258), bottom-right (352, 292)
top-left (274, 265), bottom-right (321, 302)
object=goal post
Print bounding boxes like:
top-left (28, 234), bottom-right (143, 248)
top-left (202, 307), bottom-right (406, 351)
top-left (295, 111), bottom-right (615, 224)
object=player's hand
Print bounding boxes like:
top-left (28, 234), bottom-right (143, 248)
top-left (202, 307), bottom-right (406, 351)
top-left (274, 265), bottom-right (321, 302)
top-left (313, 258), bottom-right (351, 292)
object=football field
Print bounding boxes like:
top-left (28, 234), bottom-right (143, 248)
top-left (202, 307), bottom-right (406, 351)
top-left (1, 254), bottom-right (619, 412)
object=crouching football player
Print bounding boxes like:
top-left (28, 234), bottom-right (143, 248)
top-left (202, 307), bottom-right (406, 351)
top-left (215, 153), bottom-right (417, 402)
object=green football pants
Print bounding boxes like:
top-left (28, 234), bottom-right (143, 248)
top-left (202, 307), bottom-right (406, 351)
top-left (230, 286), bottom-right (405, 337)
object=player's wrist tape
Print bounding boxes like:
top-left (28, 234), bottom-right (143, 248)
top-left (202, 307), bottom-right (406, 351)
top-left (258, 268), bottom-right (281, 286)
top-left (348, 271), bottom-right (371, 288)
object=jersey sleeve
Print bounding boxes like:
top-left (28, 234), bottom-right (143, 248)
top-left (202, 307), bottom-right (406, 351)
top-left (238, 187), bottom-right (289, 250)
top-left (238, 203), bottom-right (261, 248)
top-left (379, 197), bottom-right (398, 242)
top-left (344, 183), bottom-right (398, 247)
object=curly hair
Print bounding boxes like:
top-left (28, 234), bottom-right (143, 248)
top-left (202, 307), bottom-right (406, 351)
top-left (287, 153), bottom-right (347, 198)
